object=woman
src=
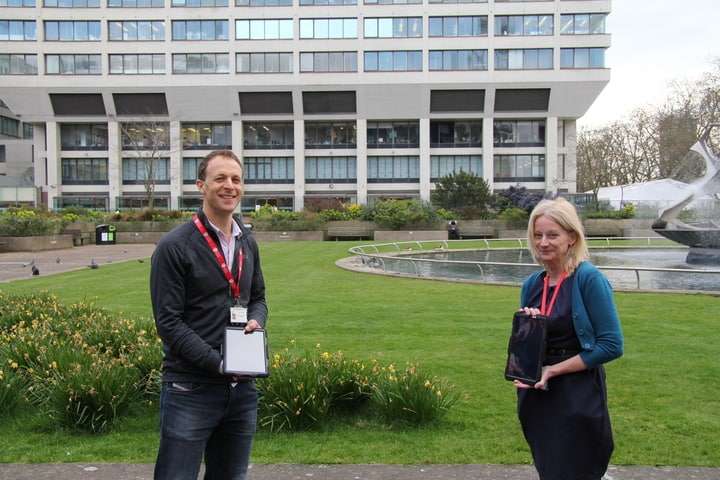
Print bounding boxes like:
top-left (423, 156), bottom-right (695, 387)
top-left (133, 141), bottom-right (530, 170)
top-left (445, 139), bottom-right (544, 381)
top-left (515, 197), bottom-right (623, 480)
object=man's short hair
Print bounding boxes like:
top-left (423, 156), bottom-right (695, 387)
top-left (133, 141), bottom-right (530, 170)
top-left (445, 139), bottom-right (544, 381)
top-left (197, 150), bottom-right (243, 181)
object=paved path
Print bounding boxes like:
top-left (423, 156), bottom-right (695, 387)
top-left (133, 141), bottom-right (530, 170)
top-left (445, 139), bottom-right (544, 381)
top-left (0, 244), bottom-right (156, 283)
top-left (0, 464), bottom-right (718, 480)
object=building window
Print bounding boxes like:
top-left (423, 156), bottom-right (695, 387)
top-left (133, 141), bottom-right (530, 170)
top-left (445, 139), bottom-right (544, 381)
top-left (305, 122), bottom-right (356, 149)
top-left (494, 15), bottom-right (553, 36)
top-left (183, 157), bottom-right (201, 183)
top-left (61, 158), bottom-right (108, 185)
top-left (559, 153), bottom-right (566, 180)
top-left (560, 13), bottom-right (607, 35)
top-left (122, 157), bottom-right (170, 184)
top-left (235, 19), bottom-right (293, 40)
top-left (560, 48), bottom-right (606, 69)
top-left (44, 21), bottom-right (101, 41)
top-left (108, 21), bottom-right (164, 41)
top-left (244, 157), bottom-right (294, 183)
top-left (60, 123), bottom-right (108, 150)
top-left (44, 0), bottom-right (100, 6)
top-left (0, 54), bottom-right (37, 74)
top-left (429, 0), bottom-right (484, 4)
top-left (365, 0), bottom-right (419, 4)
top-left (495, 49), bottom-right (553, 70)
top-left (110, 54), bottom-right (165, 74)
top-left (237, 0), bottom-right (290, 5)
top-left (0, 21), bottom-right (36, 41)
top-left (367, 121), bottom-right (419, 148)
top-left (301, 0), bottom-right (354, 5)
top-left (493, 154), bottom-right (545, 182)
top-left (493, 120), bottom-right (545, 147)
top-left (55, 195), bottom-right (109, 210)
top-left (118, 195), bottom-right (170, 209)
top-left (172, 20), bottom-right (227, 41)
top-left (0, 145), bottom-right (5, 162)
top-left (173, 0), bottom-right (227, 6)
top-left (45, 54), bottom-right (101, 74)
top-left (305, 156), bottom-right (356, 183)
top-left (368, 156), bottom-right (419, 182)
top-left (121, 122), bottom-right (170, 150)
top-left (364, 51), bottom-right (422, 72)
top-left (299, 18), bottom-right (357, 39)
top-left (300, 52), bottom-right (357, 72)
top-left (23, 123), bottom-right (33, 139)
top-left (172, 53), bottom-right (229, 73)
top-left (181, 122), bottom-right (231, 149)
top-left (237, 52), bottom-right (292, 73)
top-left (241, 196), bottom-right (293, 212)
top-left (429, 50), bottom-right (487, 71)
top-left (108, 0), bottom-right (163, 7)
top-left (429, 16), bottom-right (487, 37)
top-left (0, 116), bottom-right (20, 137)
top-left (430, 155), bottom-right (482, 181)
top-left (0, 0), bottom-right (35, 7)
top-left (243, 122), bottom-right (294, 149)
top-left (363, 17), bottom-right (422, 38)
top-left (430, 121), bottom-right (482, 148)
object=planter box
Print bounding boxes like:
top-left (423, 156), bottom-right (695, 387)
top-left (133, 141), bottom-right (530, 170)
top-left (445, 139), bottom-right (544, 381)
top-left (374, 230), bottom-right (447, 242)
top-left (113, 221), bottom-right (184, 233)
top-left (497, 229), bottom-right (527, 239)
top-left (117, 231), bottom-right (166, 244)
top-left (251, 231), bottom-right (324, 242)
top-left (582, 219), bottom-right (625, 237)
top-left (0, 234), bottom-right (74, 252)
top-left (455, 220), bottom-right (496, 239)
top-left (326, 220), bottom-right (376, 240)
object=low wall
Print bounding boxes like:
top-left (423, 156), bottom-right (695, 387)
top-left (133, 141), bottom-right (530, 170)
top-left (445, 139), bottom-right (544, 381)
top-left (251, 231), bottom-right (325, 242)
top-left (497, 229), bottom-right (527, 239)
top-left (374, 230), bottom-right (447, 242)
top-left (116, 231), bottom-right (166, 244)
top-left (0, 234), bottom-right (74, 252)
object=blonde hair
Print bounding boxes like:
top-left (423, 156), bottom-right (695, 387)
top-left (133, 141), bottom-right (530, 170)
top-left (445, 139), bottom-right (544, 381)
top-left (527, 197), bottom-right (589, 273)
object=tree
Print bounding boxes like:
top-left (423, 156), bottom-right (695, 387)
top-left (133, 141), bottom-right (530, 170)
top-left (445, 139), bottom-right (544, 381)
top-left (119, 121), bottom-right (171, 210)
top-left (431, 171), bottom-right (492, 218)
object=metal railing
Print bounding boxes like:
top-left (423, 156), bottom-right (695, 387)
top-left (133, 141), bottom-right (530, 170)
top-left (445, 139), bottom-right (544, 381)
top-left (348, 237), bottom-right (720, 293)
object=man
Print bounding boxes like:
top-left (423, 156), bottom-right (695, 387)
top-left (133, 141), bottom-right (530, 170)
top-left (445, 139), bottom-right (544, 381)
top-left (150, 150), bottom-right (267, 480)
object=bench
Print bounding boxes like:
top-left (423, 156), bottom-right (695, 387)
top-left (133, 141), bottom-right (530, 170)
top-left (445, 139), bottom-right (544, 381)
top-left (65, 229), bottom-right (94, 246)
top-left (326, 221), bottom-right (375, 240)
top-left (456, 220), bottom-right (495, 239)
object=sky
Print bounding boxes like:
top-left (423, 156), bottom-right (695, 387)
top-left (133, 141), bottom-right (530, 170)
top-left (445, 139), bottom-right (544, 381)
top-left (578, 0), bottom-right (720, 129)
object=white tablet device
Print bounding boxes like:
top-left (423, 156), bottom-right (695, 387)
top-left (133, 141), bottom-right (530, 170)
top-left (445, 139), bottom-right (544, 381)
top-left (223, 327), bottom-right (269, 377)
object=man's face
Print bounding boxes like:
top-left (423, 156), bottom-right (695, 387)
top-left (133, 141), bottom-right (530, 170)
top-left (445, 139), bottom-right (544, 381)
top-left (197, 155), bottom-right (244, 216)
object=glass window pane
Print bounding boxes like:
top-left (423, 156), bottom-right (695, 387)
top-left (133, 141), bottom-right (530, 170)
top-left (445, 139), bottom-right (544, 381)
top-left (378, 51), bottom-right (392, 71)
top-left (458, 17), bottom-right (472, 36)
top-left (279, 19), bottom-right (293, 39)
top-left (343, 18), bottom-right (356, 38)
top-left (560, 14), bottom-right (573, 35)
top-left (153, 54), bottom-right (165, 72)
top-left (300, 19), bottom-right (313, 38)
top-left (575, 48), bottom-right (589, 68)
top-left (575, 14), bottom-right (589, 34)
top-left (300, 52), bottom-right (313, 72)
top-left (378, 18), bottom-right (392, 37)
top-left (429, 50), bottom-right (442, 70)
top-left (364, 51), bottom-right (377, 71)
top-left (265, 19), bottom-right (279, 39)
top-left (236, 20), bottom-right (249, 39)
top-left (429, 17), bottom-right (442, 37)
top-left (443, 17), bottom-right (457, 36)
top-left (393, 51), bottom-right (406, 71)
top-left (315, 19), bottom-right (329, 38)
top-left (250, 20), bottom-right (264, 39)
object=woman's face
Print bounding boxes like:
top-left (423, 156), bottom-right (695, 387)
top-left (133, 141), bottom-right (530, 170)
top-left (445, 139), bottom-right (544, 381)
top-left (532, 215), bottom-right (576, 269)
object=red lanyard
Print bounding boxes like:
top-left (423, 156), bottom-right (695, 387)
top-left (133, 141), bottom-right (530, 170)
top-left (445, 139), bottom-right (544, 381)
top-left (193, 214), bottom-right (243, 300)
top-left (540, 271), bottom-right (568, 317)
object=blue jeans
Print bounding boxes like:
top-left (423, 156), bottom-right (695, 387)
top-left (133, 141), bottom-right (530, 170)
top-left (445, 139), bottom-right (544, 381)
top-left (154, 381), bottom-right (258, 480)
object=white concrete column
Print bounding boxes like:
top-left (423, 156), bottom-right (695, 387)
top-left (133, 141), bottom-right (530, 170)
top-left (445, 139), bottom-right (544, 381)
top-left (419, 117), bottom-right (431, 202)
top-left (32, 123), bottom-right (46, 190)
top-left (232, 120), bottom-right (243, 214)
top-left (356, 118), bottom-right (367, 206)
top-left (45, 121), bottom-right (60, 210)
top-left (107, 120), bottom-right (121, 211)
top-left (483, 117), bottom-right (494, 191)
top-left (169, 121), bottom-right (182, 210)
top-left (293, 119), bottom-right (305, 211)
top-left (545, 116), bottom-right (558, 193)
top-left (566, 119), bottom-right (578, 193)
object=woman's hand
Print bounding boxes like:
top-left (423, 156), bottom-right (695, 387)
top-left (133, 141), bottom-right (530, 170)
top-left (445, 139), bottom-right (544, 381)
top-left (512, 366), bottom-right (552, 391)
top-left (519, 307), bottom-right (542, 317)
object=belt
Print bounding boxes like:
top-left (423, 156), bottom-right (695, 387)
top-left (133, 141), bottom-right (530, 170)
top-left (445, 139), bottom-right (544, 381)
top-left (546, 347), bottom-right (580, 357)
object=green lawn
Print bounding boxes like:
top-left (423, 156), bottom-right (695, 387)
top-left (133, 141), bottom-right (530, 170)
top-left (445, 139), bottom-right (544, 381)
top-left (0, 241), bottom-right (718, 465)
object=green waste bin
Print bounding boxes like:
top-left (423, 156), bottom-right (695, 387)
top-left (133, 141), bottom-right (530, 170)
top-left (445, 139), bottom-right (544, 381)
top-left (95, 224), bottom-right (117, 245)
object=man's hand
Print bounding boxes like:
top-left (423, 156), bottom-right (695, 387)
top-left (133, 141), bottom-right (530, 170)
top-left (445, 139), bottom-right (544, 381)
top-left (244, 319), bottom-right (261, 333)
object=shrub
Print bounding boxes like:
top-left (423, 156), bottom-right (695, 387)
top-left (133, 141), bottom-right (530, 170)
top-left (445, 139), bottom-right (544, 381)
top-left (0, 366), bottom-right (26, 417)
top-left (434, 208), bottom-right (459, 221)
top-left (431, 171), bottom-right (493, 219)
top-left (0, 208), bottom-right (68, 236)
top-left (494, 186), bottom-right (543, 214)
top-left (585, 203), bottom-right (636, 219)
top-left (370, 200), bottom-right (438, 230)
top-left (249, 205), bottom-right (324, 231)
top-left (317, 204), bottom-right (369, 222)
top-left (498, 207), bottom-right (529, 225)
top-left (371, 363), bottom-right (459, 425)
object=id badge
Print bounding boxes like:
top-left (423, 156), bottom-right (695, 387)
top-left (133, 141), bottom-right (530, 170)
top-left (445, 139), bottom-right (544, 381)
top-left (230, 306), bottom-right (248, 325)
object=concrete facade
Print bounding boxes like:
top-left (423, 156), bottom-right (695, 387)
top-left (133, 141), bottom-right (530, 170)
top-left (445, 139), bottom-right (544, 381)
top-left (0, 0), bottom-right (610, 211)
